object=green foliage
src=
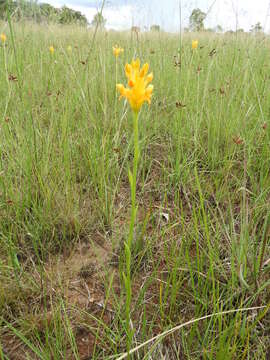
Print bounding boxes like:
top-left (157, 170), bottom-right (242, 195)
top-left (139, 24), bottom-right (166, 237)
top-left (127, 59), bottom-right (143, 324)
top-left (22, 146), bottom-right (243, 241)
top-left (250, 22), bottom-right (263, 33)
top-left (57, 5), bottom-right (87, 26)
top-left (0, 0), bottom-right (88, 25)
top-left (91, 11), bottom-right (106, 28)
top-left (189, 7), bottom-right (206, 31)
top-left (215, 24), bottom-right (223, 33)
top-left (150, 24), bottom-right (160, 32)
top-left (205, 28), bottom-right (214, 33)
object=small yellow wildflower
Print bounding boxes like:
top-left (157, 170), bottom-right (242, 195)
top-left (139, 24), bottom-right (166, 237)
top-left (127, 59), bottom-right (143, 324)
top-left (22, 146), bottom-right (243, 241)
top-left (49, 45), bottom-right (55, 54)
top-left (67, 45), bottom-right (72, 53)
top-left (116, 58), bottom-right (153, 113)
top-left (0, 33), bottom-right (6, 43)
top-left (192, 40), bottom-right (198, 50)
top-left (113, 45), bottom-right (124, 57)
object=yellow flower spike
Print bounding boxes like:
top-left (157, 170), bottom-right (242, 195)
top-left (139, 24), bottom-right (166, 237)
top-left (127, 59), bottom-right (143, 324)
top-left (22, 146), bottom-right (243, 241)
top-left (125, 64), bottom-right (132, 79)
top-left (67, 45), bottom-right (72, 53)
top-left (131, 58), bottom-right (140, 69)
top-left (113, 45), bottom-right (124, 57)
top-left (0, 33), bottom-right (6, 43)
top-left (128, 79), bottom-right (135, 87)
top-left (192, 40), bottom-right (198, 50)
top-left (117, 58), bottom-right (154, 113)
top-left (140, 63), bottom-right (149, 77)
top-left (145, 85), bottom-right (154, 103)
top-left (146, 73), bottom-right (153, 84)
top-left (116, 84), bottom-right (127, 98)
top-left (49, 45), bottom-right (55, 54)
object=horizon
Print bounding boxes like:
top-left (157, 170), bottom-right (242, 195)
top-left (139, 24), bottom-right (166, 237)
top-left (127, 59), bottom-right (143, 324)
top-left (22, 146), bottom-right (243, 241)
top-left (37, 0), bottom-right (270, 33)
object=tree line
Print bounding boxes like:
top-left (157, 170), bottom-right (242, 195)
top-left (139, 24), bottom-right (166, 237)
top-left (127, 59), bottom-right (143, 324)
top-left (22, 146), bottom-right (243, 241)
top-left (92, 7), bottom-right (264, 34)
top-left (0, 2), bottom-right (264, 33)
top-left (0, 0), bottom-right (88, 25)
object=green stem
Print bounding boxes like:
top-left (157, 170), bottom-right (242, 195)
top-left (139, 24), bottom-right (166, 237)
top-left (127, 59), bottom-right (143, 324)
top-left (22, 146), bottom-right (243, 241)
top-left (6, 1), bottom-right (22, 99)
top-left (114, 58), bottom-right (118, 122)
top-left (130, 111), bottom-right (139, 238)
top-left (125, 110), bottom-right (139, 356)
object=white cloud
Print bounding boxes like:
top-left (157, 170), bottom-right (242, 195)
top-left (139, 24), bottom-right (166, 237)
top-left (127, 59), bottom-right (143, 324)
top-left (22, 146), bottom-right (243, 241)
top-left (39, 0), bottom-right (270, 32)
top-left (206, 0), bottom-right (270, 32)
top-left (64, 4), bottom-right (133, 29)
top-left (40, 0), bottom-right (134, 29)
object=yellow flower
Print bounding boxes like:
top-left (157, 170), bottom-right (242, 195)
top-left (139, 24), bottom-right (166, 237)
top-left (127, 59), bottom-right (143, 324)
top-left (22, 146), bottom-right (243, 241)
top-left (116, 58), bottom-right (154, 113)
top-left (113, 45), bottom-right (124, 57)
top-left (49, 45), bottom-right (55, 54)
top-left (0, 33), bottom-right (6, 43)
top-left (192, 40), bottom-right (198, 50)
top-left (67, 45), bottom-right (72, 53)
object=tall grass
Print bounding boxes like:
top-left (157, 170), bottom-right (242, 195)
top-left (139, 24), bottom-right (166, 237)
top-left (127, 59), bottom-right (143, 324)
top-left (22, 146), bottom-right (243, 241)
top-left (0, 22), bottom-right (269, 359)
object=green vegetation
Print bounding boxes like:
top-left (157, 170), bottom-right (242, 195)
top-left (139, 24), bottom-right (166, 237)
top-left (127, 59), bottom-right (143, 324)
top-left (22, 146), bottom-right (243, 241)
top-left (91, 11), bottom-right (106, 28)
top-left (0, 0), bottom-right (88, 25)
top-left (0, 21), bottom-right (269, 359)
top-left (250, 22), bottom-right (263, 34)
top-left (189, 8), bottom-right (206, 32)
top-left (150, 24), bottom-right (161, 32)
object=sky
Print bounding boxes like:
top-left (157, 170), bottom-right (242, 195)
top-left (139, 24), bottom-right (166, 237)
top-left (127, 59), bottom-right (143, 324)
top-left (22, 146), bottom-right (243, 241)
top-left (40, 0), bottom-right (270, 32)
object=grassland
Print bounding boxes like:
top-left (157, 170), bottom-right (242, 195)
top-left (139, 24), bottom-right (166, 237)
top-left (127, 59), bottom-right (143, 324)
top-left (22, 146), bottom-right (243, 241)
top-left (0, 22), bottom-right (269, 359)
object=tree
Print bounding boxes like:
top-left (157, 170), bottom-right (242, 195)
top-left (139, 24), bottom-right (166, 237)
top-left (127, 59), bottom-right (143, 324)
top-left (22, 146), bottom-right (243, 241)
top-left (215, 24), bottom-right (223, 33)
top-left (189, 8), bottom-right (206, 32)
top-left (91, 11), bottom-right (106, 28)
top-left (150, 24), bottom-right (160, 32)
top-left (250, 22), bottom-right (263, 34)
top-left (131, 26), bottom-right (140, 33)
top-left (0, 1), bottom-right (87, 25)
top-left (59, 6), bottom-right (87, 26)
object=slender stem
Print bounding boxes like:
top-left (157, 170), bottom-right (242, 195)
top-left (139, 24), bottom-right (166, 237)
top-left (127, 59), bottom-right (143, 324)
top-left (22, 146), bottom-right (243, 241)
top-left (116, 58), bottom-right (118, 87)
top-left (114, 58), bottom-right (118, 122)
top-left (258, 223), bottom-right (269, 283)
top-left (131, 111), bottom-right (139, 234)
top-left (127, 111), bottom-right (139, 249)
top-left (86, 0), bottom-right (106, 62)
top-left (6, 1), bottom-right (22, 99)
top-left (125, 110), bottom-right (139, 356)
top-left (3, 41), bottom-right (11, 116)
